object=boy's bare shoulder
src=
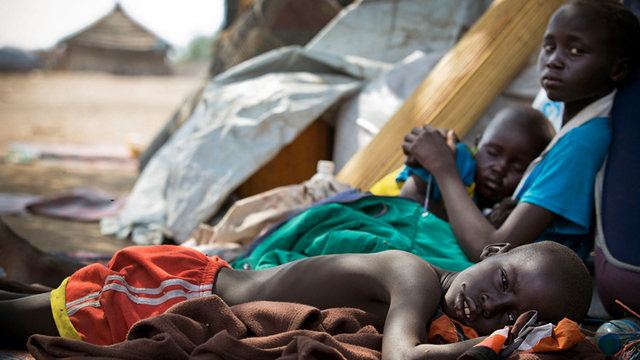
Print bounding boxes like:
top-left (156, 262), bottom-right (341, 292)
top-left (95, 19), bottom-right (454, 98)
top-left (357, 251), bottom-right (440, 289)
top-left (333, 250), bottom-right (435, 273)
top-left (309, 251), bottom-right (441, 310)
top-left (366, 250), bottom-right (432, 268)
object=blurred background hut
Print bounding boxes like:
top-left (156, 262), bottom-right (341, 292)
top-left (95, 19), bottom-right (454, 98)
top-left (43, 3), bottom-right (172, 76)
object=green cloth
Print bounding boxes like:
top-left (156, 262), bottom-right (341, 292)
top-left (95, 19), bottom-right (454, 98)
top-left (231, 196), bottom-right (473, 271)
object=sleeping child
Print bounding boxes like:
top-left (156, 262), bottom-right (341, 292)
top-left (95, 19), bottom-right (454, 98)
top-left (370, 105), bottom-right (555, 222)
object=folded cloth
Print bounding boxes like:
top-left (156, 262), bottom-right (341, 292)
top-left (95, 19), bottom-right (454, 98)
top-left (459, 311), bottom-right (610, 360)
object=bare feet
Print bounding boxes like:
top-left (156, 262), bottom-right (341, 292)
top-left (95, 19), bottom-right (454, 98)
top-left (0, 218), bottom-right (84, 288)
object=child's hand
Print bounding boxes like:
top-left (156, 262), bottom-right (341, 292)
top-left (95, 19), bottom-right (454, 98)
top-left (402, 125), bottom-right (457, 173)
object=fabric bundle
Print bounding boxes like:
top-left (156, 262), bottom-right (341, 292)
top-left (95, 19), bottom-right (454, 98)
top-left (460, 311), bottom-right (610, 360)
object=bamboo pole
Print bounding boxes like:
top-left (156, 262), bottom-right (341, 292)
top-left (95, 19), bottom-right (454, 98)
top-left (336, 0), bottom-right (568, 191)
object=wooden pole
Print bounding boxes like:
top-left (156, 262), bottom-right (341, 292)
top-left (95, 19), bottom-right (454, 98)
top-left (336, 0), bottom-right (568, 191)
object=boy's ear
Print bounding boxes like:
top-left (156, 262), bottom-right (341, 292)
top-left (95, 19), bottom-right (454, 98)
top-left (480, 243), bottom-right (512, 260)
top-left (474, 134), bottom-right (481, 148)
top-left (611, 57), bottom-right (630, 85)
top-left (471, 135), bottom-right (481, 155)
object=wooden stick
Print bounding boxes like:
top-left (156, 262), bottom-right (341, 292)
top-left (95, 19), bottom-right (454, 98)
top-left (616, 300), bottom-right (640, 320)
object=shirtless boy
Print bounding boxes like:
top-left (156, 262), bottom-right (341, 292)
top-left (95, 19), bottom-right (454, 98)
top-left (1, 240), bottom-right (590, 360)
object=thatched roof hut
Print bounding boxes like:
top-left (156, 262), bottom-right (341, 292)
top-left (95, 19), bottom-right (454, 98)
top-left (52, 3), bottom-right (172, 75)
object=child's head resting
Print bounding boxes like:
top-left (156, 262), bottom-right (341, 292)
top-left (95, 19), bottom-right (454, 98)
top-left (473, 106), bottom-right (555, 203)
top-left (539, 0), bottom-right (640, 107)
top-left (441, 241), bottom-right (591, 336)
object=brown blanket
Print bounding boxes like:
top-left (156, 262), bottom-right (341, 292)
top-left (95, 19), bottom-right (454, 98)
top-left (27, 295), bottom-right (384, 360)
top-left (26, 295), bottom-right (609, 360)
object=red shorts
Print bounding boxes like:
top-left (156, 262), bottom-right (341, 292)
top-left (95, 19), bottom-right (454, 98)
top-left (50, 245), bottom-right (230, 345)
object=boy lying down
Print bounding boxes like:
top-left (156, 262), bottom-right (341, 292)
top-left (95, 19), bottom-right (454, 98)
top-left (0, 241), bottom-right (591, 360)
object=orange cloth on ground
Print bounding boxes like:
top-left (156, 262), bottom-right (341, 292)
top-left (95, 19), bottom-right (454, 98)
top-left (428, 308), bottom-right (479, 343)
top-left (459, 311), bottom-right (586, 360)
top-left (472, 318), bottom-right (584, 354)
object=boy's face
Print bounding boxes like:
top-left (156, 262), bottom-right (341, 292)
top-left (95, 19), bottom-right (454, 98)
top-left (441, 250), bottom-right (564, 336)
top-left (474, 114), bottom-right (540, 202)
top-left (538, 3), bottom-right (618, 106)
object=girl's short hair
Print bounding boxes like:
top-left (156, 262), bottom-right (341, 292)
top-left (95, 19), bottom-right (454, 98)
top-left (572, 0), bottom-right (640, 69)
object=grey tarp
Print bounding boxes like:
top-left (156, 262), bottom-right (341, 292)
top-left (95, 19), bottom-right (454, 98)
top-left (100, 46), bottom-right (386, 244)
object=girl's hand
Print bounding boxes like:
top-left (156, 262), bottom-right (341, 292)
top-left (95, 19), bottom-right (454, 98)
top-left (402, 125), bottom-right (458, 173)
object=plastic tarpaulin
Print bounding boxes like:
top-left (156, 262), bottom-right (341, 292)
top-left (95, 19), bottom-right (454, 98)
top-left (101, 47), bottom-right (385, 244)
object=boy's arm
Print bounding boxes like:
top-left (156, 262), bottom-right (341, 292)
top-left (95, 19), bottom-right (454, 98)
top-left (380, 257), bottom-right (485, 360)
top-left (380, 255), bottom-right (441, 360)
top-left (413, 337), bottom-right (486, 359)
top-left (402, 125), bottom-right (554, 261)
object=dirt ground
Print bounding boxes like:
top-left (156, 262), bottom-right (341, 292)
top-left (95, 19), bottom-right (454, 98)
top-left (0, 71), bottom-right (202, 154)
top-left (0, 71), bottom-right (205, 253)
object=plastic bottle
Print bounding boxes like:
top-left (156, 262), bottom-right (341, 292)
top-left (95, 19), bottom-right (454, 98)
top-left (309, 160), bottom-right (336, 182)
top-left (595, 317), bottom-right (640, 355)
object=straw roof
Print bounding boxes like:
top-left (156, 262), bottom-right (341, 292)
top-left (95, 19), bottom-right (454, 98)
top-left (61, 3), bottom-right (170, 52)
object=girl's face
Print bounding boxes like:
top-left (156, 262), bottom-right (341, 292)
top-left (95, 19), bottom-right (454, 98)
top-left (538, 3), bottom-right (619, 108)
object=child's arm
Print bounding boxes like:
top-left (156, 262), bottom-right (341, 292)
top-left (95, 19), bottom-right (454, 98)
top-left (399, 174), bottom-right (448, 220)
top-left (402, 125), bottom-right (555, 262)
top-left (413, 337), bottom-right (486, 359)
top-left (399, 173), bottom-right (428, 204)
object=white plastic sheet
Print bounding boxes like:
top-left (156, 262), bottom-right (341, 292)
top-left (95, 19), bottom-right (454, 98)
top-left (101, 47), bottom-right (383, 244)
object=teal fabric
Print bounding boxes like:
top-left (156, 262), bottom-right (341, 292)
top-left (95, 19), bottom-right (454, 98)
top-left (396, 143), bottom-right (477, 203)
top-left (231, 196), bottom-right (473, 271)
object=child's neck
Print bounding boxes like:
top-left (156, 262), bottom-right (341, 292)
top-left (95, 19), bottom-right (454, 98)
top-left (435, 267), bottom-right (458, 294)
top-left (562, 88), bottom-right (616, 125)
top-left (563, 102), bottom-right (590, 125)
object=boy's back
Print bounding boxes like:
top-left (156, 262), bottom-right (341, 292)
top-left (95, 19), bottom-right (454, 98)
top-left (216, 250), bottom-right (441, 330)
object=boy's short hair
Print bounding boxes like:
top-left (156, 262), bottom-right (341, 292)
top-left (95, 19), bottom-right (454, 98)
top-left (507, 105), bottom-right (555, 143)
top-left (509, 241), bottom-right (592, 323)
top-left (571, 0), bottom-right (640, 69)
top-left (490, 105), bottom-right (555, 152)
